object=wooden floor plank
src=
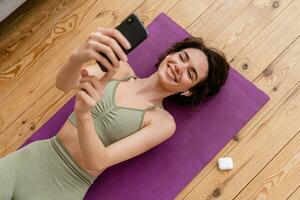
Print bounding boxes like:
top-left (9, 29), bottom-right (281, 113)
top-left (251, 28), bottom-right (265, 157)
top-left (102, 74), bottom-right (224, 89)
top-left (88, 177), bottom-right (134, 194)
top-left (0, 0), bottom-right (90, 73)
top-left (230, 0), bottom-right (300, 81)
top-left (213, 0), bottom-right (294, 62)
top-left (287, 186), bottom-right (300, 200)
top-left (187, 0), bottom-right (254, 42)
top-left (134, 0), bottom-right (180, 26)
top-left (235, 132), bottom-right (300, 199)
top-left (167, 0), bottom-right (216, 29)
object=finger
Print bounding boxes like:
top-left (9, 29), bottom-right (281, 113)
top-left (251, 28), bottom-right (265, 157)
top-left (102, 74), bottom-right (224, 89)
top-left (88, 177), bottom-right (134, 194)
top-left (96, 27), bottom-right (131, 50)
top-left (77, 90), bottom-right (96, 108)
top-left (79, 82), bottom-right (101, 101)
top-left (90, 32), bottom-right (127, 62)
top-left (79, 76), bottom-right (102, 92)
top-left (89, 50), bottom-right (114, 71)
top-left (88, 40), bottom-right (119, 67)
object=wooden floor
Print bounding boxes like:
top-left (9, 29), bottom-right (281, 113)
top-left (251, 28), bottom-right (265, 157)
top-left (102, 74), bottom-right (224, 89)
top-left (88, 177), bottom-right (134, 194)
top-left (0, 0), bottom-right (299, 199)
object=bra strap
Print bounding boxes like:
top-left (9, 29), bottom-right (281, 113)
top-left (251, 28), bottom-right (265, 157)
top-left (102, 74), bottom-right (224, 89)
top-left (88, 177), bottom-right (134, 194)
top-left (119, 75), bottom-right (137, 81)
top-left (145, 104), bottom-right (163, 111)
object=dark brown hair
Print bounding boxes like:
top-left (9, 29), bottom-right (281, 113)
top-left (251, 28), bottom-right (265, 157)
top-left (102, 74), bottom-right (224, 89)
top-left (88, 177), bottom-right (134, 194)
top-left (155, 37), bottom-right (230, 110)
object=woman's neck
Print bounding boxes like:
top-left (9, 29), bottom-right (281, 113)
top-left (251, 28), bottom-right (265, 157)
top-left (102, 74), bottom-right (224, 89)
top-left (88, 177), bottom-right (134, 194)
top-left (134, 72), bottom-right (176, 105)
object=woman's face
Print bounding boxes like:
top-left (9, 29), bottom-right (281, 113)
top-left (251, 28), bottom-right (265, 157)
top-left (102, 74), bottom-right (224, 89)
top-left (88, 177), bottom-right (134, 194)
top-left (158, 48), bottom-right (209, 94)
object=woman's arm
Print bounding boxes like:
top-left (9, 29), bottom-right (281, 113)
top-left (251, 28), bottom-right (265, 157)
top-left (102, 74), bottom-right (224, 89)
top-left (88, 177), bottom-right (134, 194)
top-left (76, 111), bottom-right (108, 172)
top-left (104, 110), bottom-right (176, 168)
top-left (77, 108), bottom-right (176, 172)
top-left (55, 27), bottom-right (130, 93)
top-left (55, 56), bottom-right (84, 92)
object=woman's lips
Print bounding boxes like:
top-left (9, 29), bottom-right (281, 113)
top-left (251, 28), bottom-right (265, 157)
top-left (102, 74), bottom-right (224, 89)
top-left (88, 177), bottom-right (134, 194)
top-left (167, 64), bottom-right (177, 82)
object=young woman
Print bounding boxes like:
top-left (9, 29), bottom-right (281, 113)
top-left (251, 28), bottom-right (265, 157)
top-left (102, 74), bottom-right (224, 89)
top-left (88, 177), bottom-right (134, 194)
top-left (0, 27), bottom-right (229, 199)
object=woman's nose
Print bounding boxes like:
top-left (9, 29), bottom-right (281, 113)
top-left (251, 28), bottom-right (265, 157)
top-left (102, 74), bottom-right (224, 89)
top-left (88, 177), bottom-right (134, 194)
top-left (174, 64), bottom-right (187, 74)
top-left (174, 65), bottom-right (181, 74)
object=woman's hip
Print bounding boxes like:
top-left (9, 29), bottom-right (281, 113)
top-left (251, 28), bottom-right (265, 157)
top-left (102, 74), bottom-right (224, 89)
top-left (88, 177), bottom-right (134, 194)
top-left (0, 136), bottom-right (96, 199)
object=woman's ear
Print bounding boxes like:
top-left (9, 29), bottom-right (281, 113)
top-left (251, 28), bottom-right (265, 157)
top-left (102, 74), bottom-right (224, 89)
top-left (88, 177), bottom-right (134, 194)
top-left (180, 91), bottom-right (192, 97)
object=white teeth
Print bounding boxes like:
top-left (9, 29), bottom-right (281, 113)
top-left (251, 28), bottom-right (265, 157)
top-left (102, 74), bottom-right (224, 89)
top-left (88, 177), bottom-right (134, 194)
top-left (167, 66), bottom-right (176, 82)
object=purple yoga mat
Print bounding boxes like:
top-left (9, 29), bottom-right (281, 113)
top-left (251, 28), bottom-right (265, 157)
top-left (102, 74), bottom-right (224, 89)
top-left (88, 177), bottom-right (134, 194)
top-left (22, 13), bottom-right (269, 199)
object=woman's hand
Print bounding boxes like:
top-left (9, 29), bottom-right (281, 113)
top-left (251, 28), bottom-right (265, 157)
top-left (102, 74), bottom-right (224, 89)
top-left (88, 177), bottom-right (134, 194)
top-left (70, 27), bottom-right (131, 77)
top-left (74, 69), bottom-right (105, 114)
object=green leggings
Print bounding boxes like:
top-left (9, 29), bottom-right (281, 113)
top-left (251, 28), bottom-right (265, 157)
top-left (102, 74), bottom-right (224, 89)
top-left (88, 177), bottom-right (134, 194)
top-left (0, 136), bottom-right (96, 200)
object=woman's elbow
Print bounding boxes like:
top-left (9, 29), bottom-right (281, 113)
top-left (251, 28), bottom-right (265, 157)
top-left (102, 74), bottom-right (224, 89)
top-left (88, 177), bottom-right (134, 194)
top-left (85, 159), bottom-right (108, 175)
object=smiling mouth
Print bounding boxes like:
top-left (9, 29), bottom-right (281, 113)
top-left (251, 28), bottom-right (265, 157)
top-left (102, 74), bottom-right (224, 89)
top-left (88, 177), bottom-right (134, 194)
top-left (167, 64), bottom-right (177, 82)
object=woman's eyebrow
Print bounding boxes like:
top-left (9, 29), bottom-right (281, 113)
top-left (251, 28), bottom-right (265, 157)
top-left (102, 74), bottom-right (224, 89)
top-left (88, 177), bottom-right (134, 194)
top-left (182, 50), bottom-right (198, 81)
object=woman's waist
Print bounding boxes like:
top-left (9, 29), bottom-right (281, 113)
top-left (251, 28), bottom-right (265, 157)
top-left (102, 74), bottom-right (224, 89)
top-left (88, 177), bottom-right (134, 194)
top-left (56, 120), bottom-right (101, 178)
top-left (51, 135), bottom-right (96, 184)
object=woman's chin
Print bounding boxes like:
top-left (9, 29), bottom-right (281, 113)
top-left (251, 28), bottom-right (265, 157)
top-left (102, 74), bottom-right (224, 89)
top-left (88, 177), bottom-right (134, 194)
top-left (159, 76), bottom-right (178, 93)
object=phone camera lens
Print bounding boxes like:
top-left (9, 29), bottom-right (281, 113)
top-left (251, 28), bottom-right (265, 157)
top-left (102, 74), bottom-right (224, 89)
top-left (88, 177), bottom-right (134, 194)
top-left (127, 18), bottom-right (132, 23)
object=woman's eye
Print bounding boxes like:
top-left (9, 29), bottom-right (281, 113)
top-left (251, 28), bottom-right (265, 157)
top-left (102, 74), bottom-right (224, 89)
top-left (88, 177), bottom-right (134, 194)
top-left (188, 71), bottom-right (192, 79)
top-left (179, 54), bottom-right (184, 61)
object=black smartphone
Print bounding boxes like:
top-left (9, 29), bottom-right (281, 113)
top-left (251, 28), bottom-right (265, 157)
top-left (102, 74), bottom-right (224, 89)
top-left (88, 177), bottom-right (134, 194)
top-left (96, 13), bottom-right (149, 72)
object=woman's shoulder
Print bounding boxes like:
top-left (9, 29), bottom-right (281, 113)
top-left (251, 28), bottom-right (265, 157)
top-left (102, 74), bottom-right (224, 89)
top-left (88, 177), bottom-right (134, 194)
top-left (83, 61), bottom-right (136, 81)
top-left (148, 107), bottom-right (176, 131)
top-left (111, 61), bottom-right (136, 80)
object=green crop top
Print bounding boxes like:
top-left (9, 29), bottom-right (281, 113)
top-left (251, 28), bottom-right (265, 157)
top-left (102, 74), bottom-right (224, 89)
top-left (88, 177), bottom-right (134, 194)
top-left (68, 75), bottom-right (163, 147)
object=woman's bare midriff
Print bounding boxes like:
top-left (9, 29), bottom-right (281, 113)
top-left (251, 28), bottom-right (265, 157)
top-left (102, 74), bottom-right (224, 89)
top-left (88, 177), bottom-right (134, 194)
top-left (56, 121), bottom-right (105, 178)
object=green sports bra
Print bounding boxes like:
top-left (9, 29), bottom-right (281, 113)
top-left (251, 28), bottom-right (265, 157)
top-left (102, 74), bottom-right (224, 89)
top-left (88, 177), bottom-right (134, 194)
top-left (68, 75), bottom-right (163, 147)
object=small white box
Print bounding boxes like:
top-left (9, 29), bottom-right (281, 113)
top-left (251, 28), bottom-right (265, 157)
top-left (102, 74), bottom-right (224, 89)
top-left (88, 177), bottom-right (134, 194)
top-left (218, 157), bottom-right (233, 171)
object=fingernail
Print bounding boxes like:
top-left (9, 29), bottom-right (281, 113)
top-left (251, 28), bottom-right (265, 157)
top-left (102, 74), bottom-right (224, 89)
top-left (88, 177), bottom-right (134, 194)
top-left (126, 41), bottom-right (131, 49)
